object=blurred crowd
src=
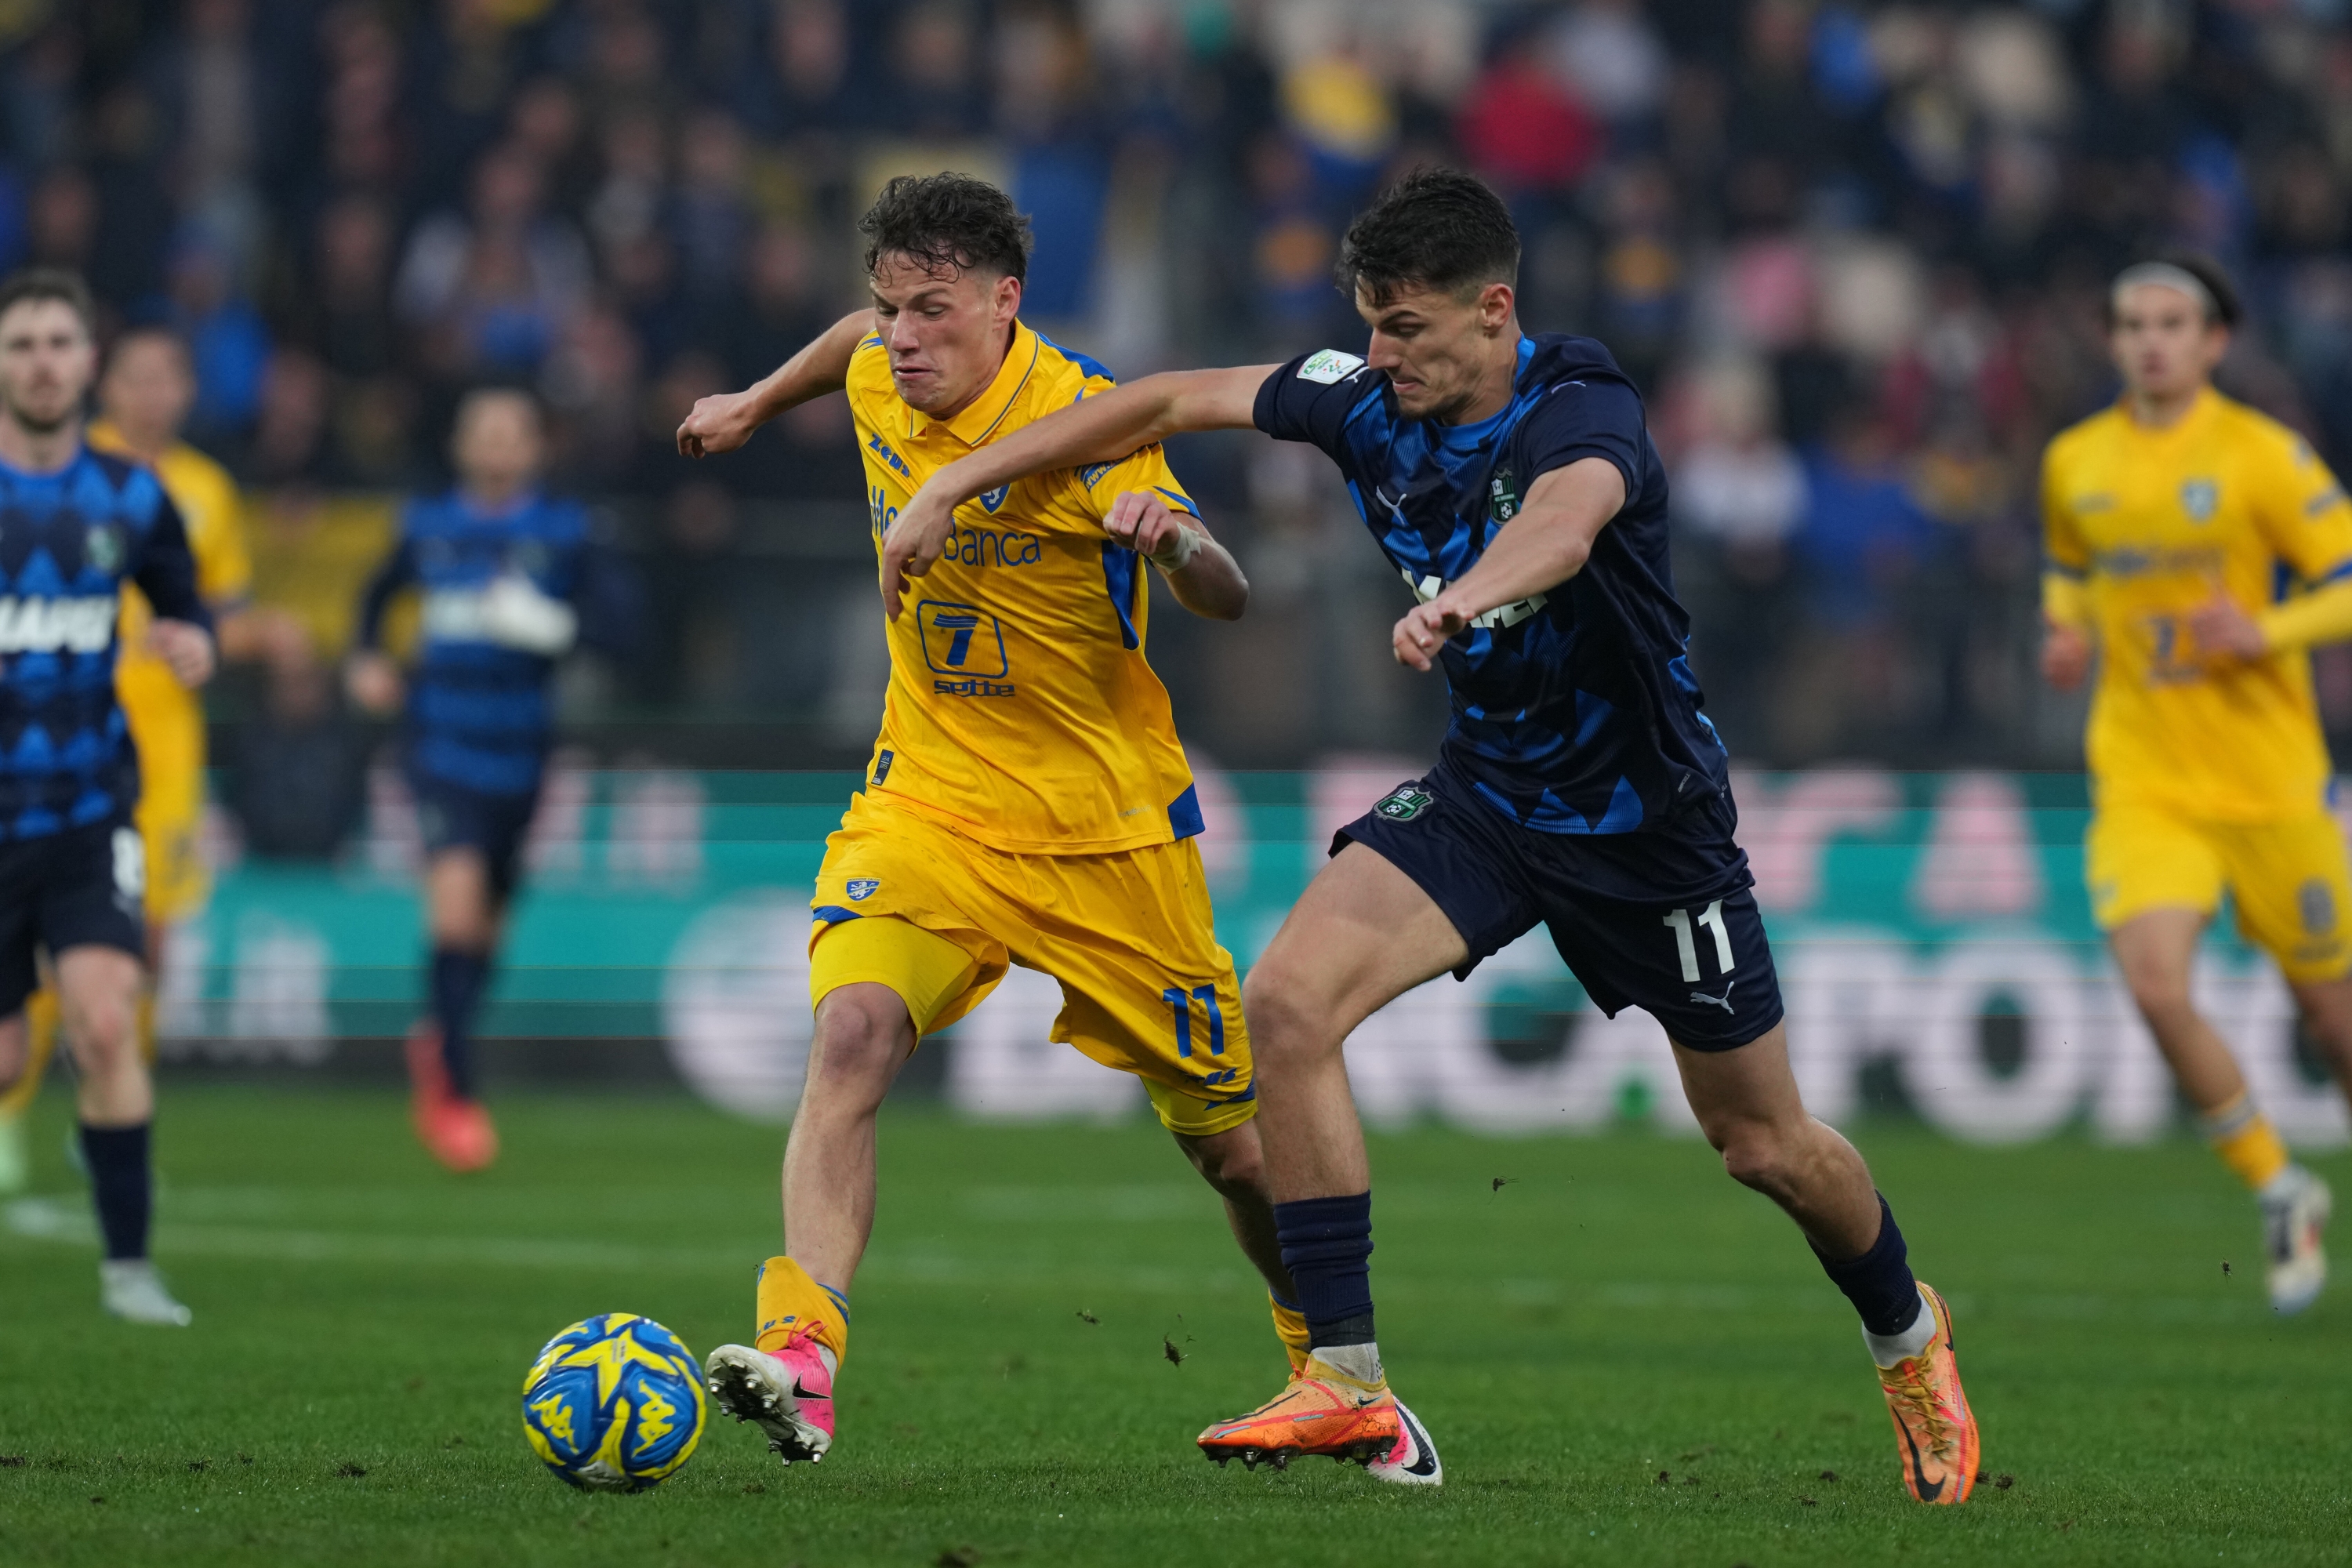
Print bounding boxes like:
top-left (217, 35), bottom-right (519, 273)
top-left (9, 0), bottom-right (2352, 770)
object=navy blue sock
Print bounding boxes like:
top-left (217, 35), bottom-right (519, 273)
top-left (430, 948), bottom-right (491, 1101)
top-left (79, 1121), bottom-right (152, 1261)
top-left (1274, 1193), bottom-right (1375, 1346)
top-left (1815, 1193), bottom-right (1922, 1337)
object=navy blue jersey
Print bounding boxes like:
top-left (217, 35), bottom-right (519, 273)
top-left (1255, 335), bottom-right (1726, 835)
top-left (356, 492), bottom-right (637, 798)
top-left (0, 448), bottom-right (208, 840)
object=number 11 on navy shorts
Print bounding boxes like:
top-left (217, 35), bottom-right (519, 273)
top-left (1334, 763), bottom-right (1784, 1051)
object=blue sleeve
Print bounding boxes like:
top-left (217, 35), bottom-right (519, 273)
top-left (353, 532), bottom-right (418, 652)
top-left (131, 493), bottom-right (212, 632)
top-left (1252, 350), bottom-right (1385, 459)
top-left (1515, 377), bottom-right (1648, 500)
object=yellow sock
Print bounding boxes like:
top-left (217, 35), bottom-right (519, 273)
top-left (0, 989), bottom-right (61, 1119)
top-left (2202, 1092), bottom-right (2291, 1192)
top-left (755, 1255), bottom-right (850, 1367)
top-left (1270, 1294), bottom-right (1312, 1374)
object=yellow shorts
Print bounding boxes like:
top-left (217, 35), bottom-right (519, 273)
top-left (129, 700), bottom-right (209, 921)
top-left (808, 790), bottom-right (1255, 1137)
top-left (2087, 803), bottom-right (2352, 981)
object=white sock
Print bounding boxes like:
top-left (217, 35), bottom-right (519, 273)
top-left (2259, 1165), bottom-right (2308, 1207)
top-left (1311, 1341), bottom-right (1384, 1386)
top-left (1863, 1287), bottom-right (1936, 1368)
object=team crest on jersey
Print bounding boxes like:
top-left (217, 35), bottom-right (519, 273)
top-left (84, 524), bottom-right (124, 575)
top-left (2180, 477), bottom-right (2220, 522)
top-left (1374, 786), bottom-right (1433, 822)
top-left (847, 878), bottom-right (880, 902)
top-left (979, 484), bottom-right (1011, 513)
top-left (1489, 466), bottom-right (1520, 524)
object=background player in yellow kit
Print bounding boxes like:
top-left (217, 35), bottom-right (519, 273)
top-left (0, 326), bottom-right (299, 1192)
top-left (673, 173), bottom-right (1414, 1475)
top-left (2042, 256), bottom-right (2352, 1313)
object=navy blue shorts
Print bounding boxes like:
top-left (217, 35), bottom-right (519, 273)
top-left (0, 816), bottom-right (147, 1018)
top-left (1335, 764), bottom-right (1784, 1050)
top-left (411, 773), bottom-right (543, 902)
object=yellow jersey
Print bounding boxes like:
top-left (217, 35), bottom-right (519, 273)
top-left (87, 422), bottom-right (252, 771)
top-left (2042, 388), bottom-right (2352, 820)
top-left (846, 322), bottom-right (1205, 855)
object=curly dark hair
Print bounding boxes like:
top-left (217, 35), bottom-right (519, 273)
top-left (859, 172), bottom-right (1033, 284)
top-left (1336, 167), bottom-right (1519, 307)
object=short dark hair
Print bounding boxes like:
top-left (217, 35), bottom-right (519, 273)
top-left (1336, 167), bottom-right (1520, 307)
top-left (106, 321), bottom-right (192, 368)
top-left (0, 267), bottom-right (96, 334)
top-left (859, 172), bottom-right (1033, 284)
top-left (2107, 252), bottom-right (2243, 329)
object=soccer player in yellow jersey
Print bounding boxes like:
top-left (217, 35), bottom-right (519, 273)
top-left (672, 173), bottom-right (1419, 1475)
top-left (2042, 256), bottom-right (2352, 1313)
top-left (0, 326), bottom-right (295, 1194)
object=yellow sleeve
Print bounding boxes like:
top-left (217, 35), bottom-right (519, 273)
top-left (1062, 441), bottom-right (1200, 532)
top-left (194, 468), bottom-right (253, 606)
top-left (2258, 579), bottom-right (2352, 653)
top-left (2251, 429), bottom-right (2352, 587)
top-left (2040, 447), bottom-right (2091, 627)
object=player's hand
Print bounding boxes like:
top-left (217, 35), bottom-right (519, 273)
top-left (2189, 590), bottom-right (2267, 666)
top-left (345, 650), bottom-right (405, 715)
top-left (1104, 490), bottom-right (1198, 569)
top-left (675, 388), bottom-right (768, 459)
top-left (1392, 595), bottom-right (1472, 671)
top-left (147, 619), bottom-right (216, 688)
top-left (2039, 620), bottom-right (2092, 691)
top-left (880, 482), bottom-right (962, 620)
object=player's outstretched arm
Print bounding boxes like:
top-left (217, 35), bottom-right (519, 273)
top-left (676, 309), bottom-right (873, 459)
top-left (1392, 457), bottom-right (1624, 670)
top-left (1104, 490), bottom-right (1247, 621)
top-left (882, 365), bottom-right (1275, 618)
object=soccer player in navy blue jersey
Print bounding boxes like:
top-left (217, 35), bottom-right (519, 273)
top-left (0, 269), bottom-right (214, 1325)
top-left (887, 169), bottom-right (1982, 1502)
top-left (347, 388), bottom-right (637, 1172)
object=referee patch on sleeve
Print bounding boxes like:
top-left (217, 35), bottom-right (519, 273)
top-left (1297, 350), bottom-right (1367, 384)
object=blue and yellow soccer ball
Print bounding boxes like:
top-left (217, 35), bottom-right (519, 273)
top-left (521, 1312), bottom-right (707, 1491)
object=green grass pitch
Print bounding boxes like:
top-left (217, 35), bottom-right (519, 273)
top-left (4, 1085), bottom-right (2349, 1566)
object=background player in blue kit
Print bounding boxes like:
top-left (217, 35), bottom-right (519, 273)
top-left (347, 388), bottom-right (637, 1173)
top-left (0, 268), bottom-right (214, 1325)
top-left (889, 170), bottom-right (1981, 1502)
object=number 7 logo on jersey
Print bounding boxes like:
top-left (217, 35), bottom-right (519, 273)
top-left (916, 601), bottom-right (1008, 677)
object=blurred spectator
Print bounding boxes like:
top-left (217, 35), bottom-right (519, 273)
top-left (169, 236), bottom-right (273, 442)
top-left (396, 145), bottom-right (590, 380)
top-left (226, 653), bottom-right (371, 861)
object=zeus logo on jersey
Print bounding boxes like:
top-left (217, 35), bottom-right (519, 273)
top-left (1400, 570), bottom-right (1547, 630)
top-left (0, 595), bottom-right (118, 653)
top-left (866, 432), bottom-right (913, 477)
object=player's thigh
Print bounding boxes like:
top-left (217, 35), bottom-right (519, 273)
top-left (808, 793), bottom-right (1014, 1036)
top-left (1670, 1020), bottom-right (1808, 1140)
top-left (1546, 884), bottom-right (1785, 1052)
top-left (51, 945), bottom-right (144, 1063)
top-left (1247, 844), bottom-right (1476, 1047)
top-left (2085, 804), bottom-right (2223, 932)
top-left (35, 822), bottom-right (147, 1017)
top-left (2220, 812), bottom-right (2352, 984)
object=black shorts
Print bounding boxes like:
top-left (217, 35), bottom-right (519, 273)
top-left (1335, 763), bottom-right (1784, 1050)
top-left (0, 817), bottom-right (148, 1017)
top-left (411, 773), bottom-right (543, 902)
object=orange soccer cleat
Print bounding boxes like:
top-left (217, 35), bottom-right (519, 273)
top-left (1877, 1282), bottom-right (1979, 1504)
top-left (1197, 1356), bottom-right (1403, 1472)
top-left (405, 1019), bottom-right (499, 1173)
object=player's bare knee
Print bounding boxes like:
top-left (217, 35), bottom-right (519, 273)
top-left (1177, 1125), bottom-right (1267, 1200)
top-left (1239, 967), bottom-right (1338, 1068)
top-left (1713, 1121), bottom-right (1800, 1198)
top-left (804, 989), bottom-right (913, 1103)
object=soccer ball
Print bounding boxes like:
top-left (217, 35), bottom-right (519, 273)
top-left (521, 1312), bottom-right (707, 1491)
